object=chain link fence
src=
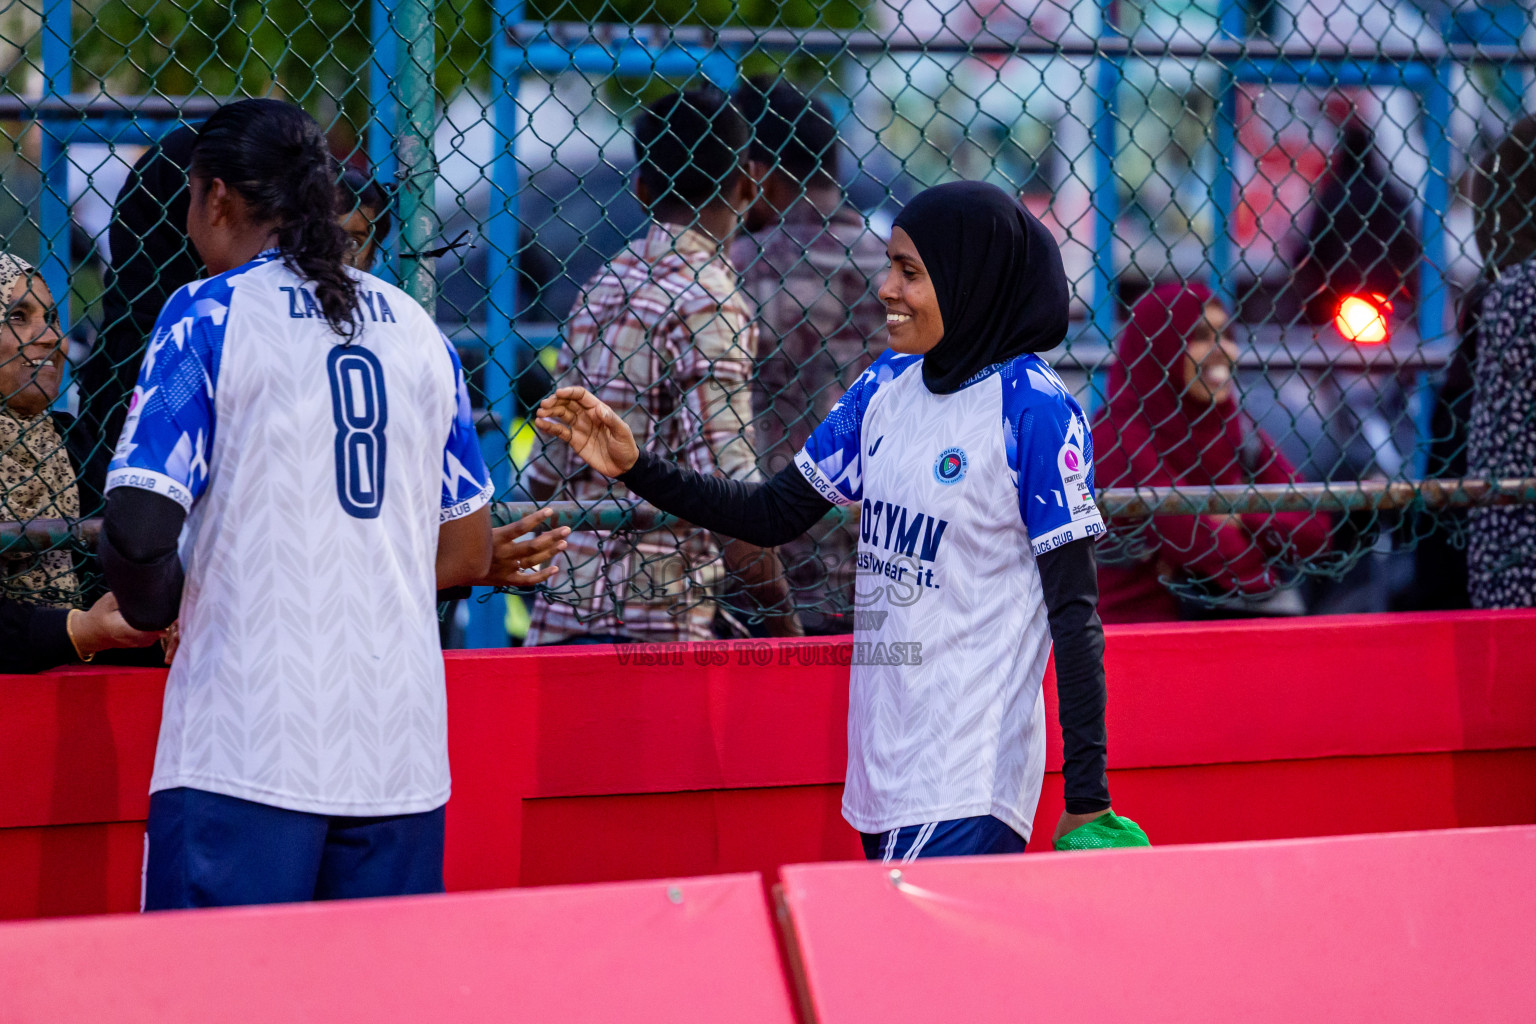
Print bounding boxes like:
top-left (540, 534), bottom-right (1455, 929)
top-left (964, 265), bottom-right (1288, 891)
top-left (1, 0), bottom-right (1534, 644)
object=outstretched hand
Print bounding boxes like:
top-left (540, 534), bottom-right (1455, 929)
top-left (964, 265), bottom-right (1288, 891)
top-left (477, 507), bottom-right (569, 589)
top-left (534, 387), bottom-right (640, 479)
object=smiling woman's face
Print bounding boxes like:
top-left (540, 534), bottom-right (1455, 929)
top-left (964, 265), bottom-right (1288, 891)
top-left (878, 227), bottom-right (945, 355)
top-left (0, 274), bottom-right (63, 419)
top-left (1181, 301), bottom-right (1239, 405)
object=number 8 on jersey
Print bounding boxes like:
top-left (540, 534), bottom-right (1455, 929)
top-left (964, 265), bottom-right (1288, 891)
top-left (327, 345), bottom-right (389, 519)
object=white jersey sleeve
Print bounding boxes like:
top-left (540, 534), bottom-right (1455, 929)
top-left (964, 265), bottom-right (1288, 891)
top-left (105, 277), bottom-right (234, 509)
top-left (999, 359), bottom-right (1106, 555)
top-left (793, 351), bottom-right (921, 505)
top-left (438, 332), bottom-right (492, 522)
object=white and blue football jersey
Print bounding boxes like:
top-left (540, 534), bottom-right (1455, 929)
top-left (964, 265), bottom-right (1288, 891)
top-left (795, 351), bottom-right (1104, 838)
top-left (107, 251), bottom-right (492, 816)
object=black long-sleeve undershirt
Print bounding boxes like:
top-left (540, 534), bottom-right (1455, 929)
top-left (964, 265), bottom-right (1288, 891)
top-left (100, 487), bottom-right (186, 632)
top-left (619, 450), bottom-right (829, 548)
top-left (0, 600), bottom-right (77, 673)
top-left (1036, 540), bottom-right (1111, 813)
top-left (618, 450), bottom-right (1111, 813)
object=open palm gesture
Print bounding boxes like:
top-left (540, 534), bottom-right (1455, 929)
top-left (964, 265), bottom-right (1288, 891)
top-left (535, 386), bottom-right (640, 479)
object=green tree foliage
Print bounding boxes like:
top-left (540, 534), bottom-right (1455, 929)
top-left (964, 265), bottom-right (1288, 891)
top-left (70, 0), bottom-right (865, 144)
top-left (528, 0), bottom-right (862, 29)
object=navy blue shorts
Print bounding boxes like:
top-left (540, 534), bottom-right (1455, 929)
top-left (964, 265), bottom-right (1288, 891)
top-left (143, 787), bottom-right (446, 911)
top-left (859, 814), bottom-right (1027, 862)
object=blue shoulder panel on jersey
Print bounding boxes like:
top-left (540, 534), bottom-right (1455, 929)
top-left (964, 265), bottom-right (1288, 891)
top-left (999, 355), bottom-right (1106, 555)
top-left (794, 350), bottom-right (921, 505)
top-left (103, 257), bottom-right (272, 510)
top-left (439, 332), bottom-right (493, 522)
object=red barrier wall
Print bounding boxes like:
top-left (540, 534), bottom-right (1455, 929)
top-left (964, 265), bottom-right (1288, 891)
top-left (3, 610), bottom-right (1534, 919)
top-left (779, 827), bottom-right (1536, 1024)
top-left (0, 873), bottom-right (798, 1023)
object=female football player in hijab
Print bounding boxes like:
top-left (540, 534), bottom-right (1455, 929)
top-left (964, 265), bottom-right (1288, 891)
top-left (537, 180), bottom-right (1148, 858)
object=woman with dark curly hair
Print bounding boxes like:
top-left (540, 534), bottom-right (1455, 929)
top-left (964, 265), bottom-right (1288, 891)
top-left (99, 99), bottom-right (497, 910)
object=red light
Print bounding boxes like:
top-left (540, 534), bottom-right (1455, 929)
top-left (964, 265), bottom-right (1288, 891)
top-left (1334, 294), bottom-right (1392, 344)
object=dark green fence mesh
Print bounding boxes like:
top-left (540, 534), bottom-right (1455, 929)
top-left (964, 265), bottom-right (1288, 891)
top-left (2, 0), bottom-right (1534, 643)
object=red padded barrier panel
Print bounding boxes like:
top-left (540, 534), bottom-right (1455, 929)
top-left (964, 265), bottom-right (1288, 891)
top-left (0, 666), bottom-right (161, 829)
top-left (0, 873), bottom-right (797, 1024)
top-left (1025, 748), bottom-right (1536, 852)
top-left (520, 785), bottom-right (862, 886)
top-left (2, 610), bottom-right (1534, 918)
top-left (778, 826), bottom-right (1536, 1024)
top-left (0, 822), bottom-right (147, 920)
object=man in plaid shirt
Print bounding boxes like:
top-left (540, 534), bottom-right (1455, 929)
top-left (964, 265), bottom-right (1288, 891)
top-left (730, 79), bottom-right (888, 635)
top-left (527, 87), bottom-right (799, 645)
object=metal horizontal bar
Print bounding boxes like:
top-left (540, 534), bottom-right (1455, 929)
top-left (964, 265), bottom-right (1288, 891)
top-left (1234, 58), bottom-right (1434, 87)
top-left (485, 478), bottom-right (1536, 530)
top-left (54, 118), bottom-right (199, 146)
top-left (0, 94), bottom-right (226, 120)
top-left (512, 41), bottom-right (727, 78)
top-left (1057, 340), bottom-right (1449, 372)
top-left (511, 322), bottom-right (1450, 372)
top-left (511, 23), bottom-right (1536, 66)
top-left (1096, 478), bottom-right (1536, 517)
top-left (7, 479), bottom-right (1529, 555)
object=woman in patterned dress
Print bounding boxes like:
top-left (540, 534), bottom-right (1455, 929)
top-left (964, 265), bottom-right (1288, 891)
top-left (0, 253), bottom-right (161, 670)
top-left (1468, 116), bottom-right (1536, 609)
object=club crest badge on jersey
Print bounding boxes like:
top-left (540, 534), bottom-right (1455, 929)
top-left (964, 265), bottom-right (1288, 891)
top-left (933, 446), bottom-right (968, 485)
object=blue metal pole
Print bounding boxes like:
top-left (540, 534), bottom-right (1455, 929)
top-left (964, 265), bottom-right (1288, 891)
top-left (39, 0), bottom-right (71, 332)
top-left (1412, 50), bottom-right (1454, 478)
top-left (370, 0), bottom-right (401, 285)
top-left (1209, 0), bottom-right (1245, 309)
top-left (465, 0), bottom-right (525, 649)
top-left (1090, 0), bottom-right (1122, 348)
top-left (486, 0), bottom-right (521, 503)
top-left (1419, 58), bottom-right (1452, 347)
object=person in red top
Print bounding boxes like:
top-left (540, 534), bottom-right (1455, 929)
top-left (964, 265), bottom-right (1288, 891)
top-left (1091, 283), bottom-right (1331, 622)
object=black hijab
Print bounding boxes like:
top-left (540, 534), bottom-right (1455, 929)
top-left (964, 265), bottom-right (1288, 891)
top-left (76, 123), bottom-right (205, 510)
top-left (892, 180), bottom-right (1069, 394)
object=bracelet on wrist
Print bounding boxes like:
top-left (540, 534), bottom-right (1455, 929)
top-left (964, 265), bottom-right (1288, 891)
top-left (65, 609), bottom-right (95, 663)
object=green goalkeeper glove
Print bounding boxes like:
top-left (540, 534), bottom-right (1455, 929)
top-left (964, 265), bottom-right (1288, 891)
top-left (1053, 811), bottom-right (1151, 851)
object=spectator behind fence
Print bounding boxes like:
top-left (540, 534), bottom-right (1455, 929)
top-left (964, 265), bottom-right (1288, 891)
top-left (729, 77), bottom-right (887, 634)
top-left (1288, 94), bottom-right (1420, 326)
top-left (338, 167), bottom-right (393, 271)
top-left (76, 124), bottom-right (205, 512)
top-left (1395, 279), bottom-right (1482, 611)
top-left (1091, 284), bottom-right (1331, 622)
top-left (527, 87), bottom-right (799, 644)
top-left (0, 255), bottom-right (161, 672)
top-left (1466, 115), bottom-right (1536, 608)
